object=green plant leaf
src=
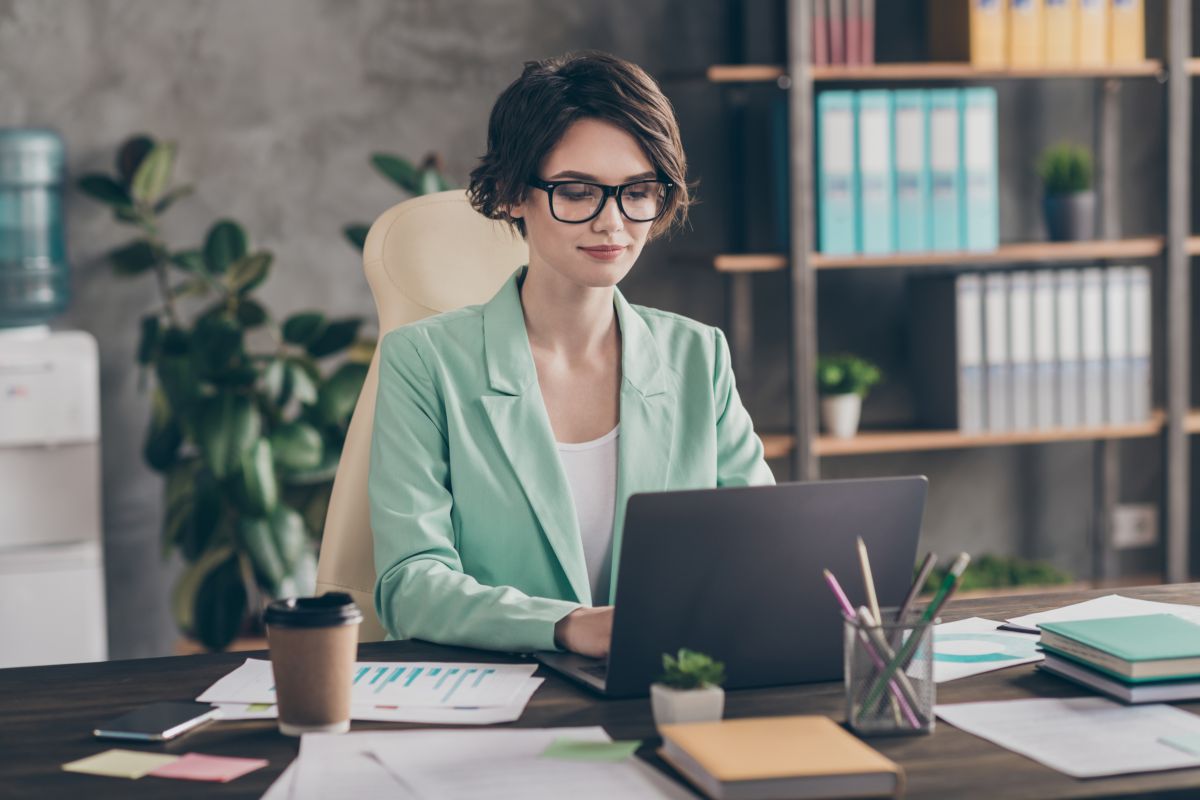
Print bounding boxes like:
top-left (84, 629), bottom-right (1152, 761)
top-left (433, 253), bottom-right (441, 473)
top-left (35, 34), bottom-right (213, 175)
top-left (278, 445), bottom-right (339, 486)
top-left (316, 362), bottom-right (368, 427)
top-left (77, 174), bottom-right (131, 207)
top-left (228, 251), bottom-right (272, 295)
top-left (137, 315), bottom-right (161, 365)
top-left (237, 299), bottom-right (268, 328)
top-left (204, 219), bottom-right (248, 275)
top-left (263, 357), bottom-right (288, 404)
top-left (153, 184), bottom-right (194, 215)
top-left (116, 135), bottom-right (156, 184)
top-left (371, 153), bottom-right (421, 193)
top-left (343, 224), bottom-right (369, 250)
top-left (191, 554), bottom-right (247, 651)
top-left (163, 459), bottom-right (222, 560)
top-left (239, 504), bottom-right (312, 598)
top-left (306, 318), bottom-right (361, 358)
top-left (191, 312), bottom-right (244, 376)
top-left (108, 239), bottom-right (161, 275)
top-left (288, 359), bottom-right (319, 405)
top-left (170, 541), bottom-right (234, 634)
top-left (195, 393), bottom-right (262, 480)
top-left (170, 249), bottom-right (207, 273)
top-left (155, 329), bottom-right (197, 413)
top-left (131, 142), bottom-right (175, 205)
top-left (282, 312), bottom-right (325, 346)
top-left (144, 388), bottom-right (182, 472)
top-left (419, 167), bottom-right (443, 195)
top-left (236, 438), bottom-right (278, 516)
top-left (270, 422), bottom-right (324, 472)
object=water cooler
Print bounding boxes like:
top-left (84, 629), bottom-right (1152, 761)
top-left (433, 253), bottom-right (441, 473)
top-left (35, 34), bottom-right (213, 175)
top-left (0, 129), bottom-right (107, 666)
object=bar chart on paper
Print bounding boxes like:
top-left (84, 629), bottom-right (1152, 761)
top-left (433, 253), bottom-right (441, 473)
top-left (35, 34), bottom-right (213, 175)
top-left (197, 659), bottom-right (538, 708)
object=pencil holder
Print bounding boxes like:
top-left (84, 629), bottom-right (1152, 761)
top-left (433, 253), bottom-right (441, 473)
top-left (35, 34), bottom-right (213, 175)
top-left (844, 606), bottom-right (936, 736)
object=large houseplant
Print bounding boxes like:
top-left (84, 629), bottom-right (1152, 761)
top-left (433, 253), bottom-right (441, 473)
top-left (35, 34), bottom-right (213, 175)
top-left (343, 151), bottom-right (452, 250)
top-left (79, 135), bottom-right (369, 651)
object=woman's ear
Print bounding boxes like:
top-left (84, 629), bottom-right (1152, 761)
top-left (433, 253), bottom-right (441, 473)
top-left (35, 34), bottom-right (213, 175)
top-left (506, 198), bottom-right (525, 220)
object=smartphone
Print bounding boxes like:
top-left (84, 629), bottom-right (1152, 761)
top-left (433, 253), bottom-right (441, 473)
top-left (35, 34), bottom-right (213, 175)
top-left (93, 701), bottom-right (219, 742)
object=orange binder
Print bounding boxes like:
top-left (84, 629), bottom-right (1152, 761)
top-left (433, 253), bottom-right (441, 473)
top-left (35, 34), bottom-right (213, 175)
top-left (1009, 0), bottom-right (1044, 68)
top-left (1109, 0), bottom-right (1144, 65)
top-left (1043, 0), bottom-right (1076, 67)
top-left (1076, 0), bottom-right (1108, 66)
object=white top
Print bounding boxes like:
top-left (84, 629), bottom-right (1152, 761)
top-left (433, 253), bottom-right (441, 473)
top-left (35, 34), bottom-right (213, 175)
top-left (556, 424), bottom-right (619, 606)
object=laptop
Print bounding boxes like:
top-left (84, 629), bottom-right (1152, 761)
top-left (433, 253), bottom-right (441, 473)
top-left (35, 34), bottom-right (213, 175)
top-left (535, 476), bottom-right (927, 698)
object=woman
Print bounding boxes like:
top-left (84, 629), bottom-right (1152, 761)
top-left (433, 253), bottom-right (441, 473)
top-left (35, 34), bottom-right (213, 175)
top-left (369, 51), bottom-right (774, 660)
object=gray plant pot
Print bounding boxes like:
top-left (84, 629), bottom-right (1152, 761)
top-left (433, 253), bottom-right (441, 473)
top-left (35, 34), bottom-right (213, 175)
top-left (1043, 190), bottom-right (1096, 242)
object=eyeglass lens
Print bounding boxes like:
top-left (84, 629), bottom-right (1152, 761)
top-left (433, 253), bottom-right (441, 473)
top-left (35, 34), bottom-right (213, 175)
top-left (551, 182), bottom-right (667, 222)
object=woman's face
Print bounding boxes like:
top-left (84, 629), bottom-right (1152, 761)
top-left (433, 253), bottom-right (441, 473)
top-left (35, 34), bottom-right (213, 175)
top-left (508, 117), bottom-right (656, 290)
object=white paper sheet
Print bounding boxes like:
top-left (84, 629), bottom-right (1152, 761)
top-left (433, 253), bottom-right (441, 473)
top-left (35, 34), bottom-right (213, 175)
top-left (1007, 594), bottom-right (1200, 630)
top-left (259, 760), bottom-right (296, 800)
top-left (936, 697), bottom-right (1200, 778)
top-left (933, 617), bottom-right (1042, 682)
top-left (198, 657), bottom-right (537, 708)
top-left (293, 730), bottom-right (409, 800)
top-left (367, 726), bottom-right (689, 800)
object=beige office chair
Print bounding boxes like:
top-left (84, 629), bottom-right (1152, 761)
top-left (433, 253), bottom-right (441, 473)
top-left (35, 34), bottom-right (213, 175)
top-left (315, 190), bottom-right (529, 641)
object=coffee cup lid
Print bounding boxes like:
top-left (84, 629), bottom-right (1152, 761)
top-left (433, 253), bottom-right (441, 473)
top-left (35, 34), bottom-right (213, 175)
top-left (264, 592), bottom-right (363, 629)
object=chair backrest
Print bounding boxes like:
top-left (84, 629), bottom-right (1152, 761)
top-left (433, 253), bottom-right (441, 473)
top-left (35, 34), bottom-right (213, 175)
top-left (315, 190), bottom-right (528, 641)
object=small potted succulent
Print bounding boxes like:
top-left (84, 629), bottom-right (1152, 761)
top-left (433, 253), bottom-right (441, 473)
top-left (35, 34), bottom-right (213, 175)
top-left (1037, 143), bottom-right (1095, 242)
top-left (650, 648), bottom-right (726, 727)
top-left (817, 354), bottom-right (882, 439)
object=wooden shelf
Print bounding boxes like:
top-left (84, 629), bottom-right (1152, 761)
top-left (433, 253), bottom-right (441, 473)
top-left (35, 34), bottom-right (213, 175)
top-left (812, 238), bottom-right (1164, 270)
top-left (761, 433), bottom-right (796, 460)
top-left (815, 412), bottom-right (1164, 456)
top-left (1187, 411), bottom-right (1200, 434)
top-left (1187, 58), bottom-right (1200, 76)
top-left (1186, 236), bottom-right (1200, 255)
top-left (705, 62), bottom-right (1163, 84)
top-left (714, 254), bottom-right (788, 273)
top-left (706, 65), bottom-right (786, 83)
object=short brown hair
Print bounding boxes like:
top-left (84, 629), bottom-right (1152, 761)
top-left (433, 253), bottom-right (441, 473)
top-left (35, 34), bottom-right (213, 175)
top-left (468, 51), bottom-right (692, 241)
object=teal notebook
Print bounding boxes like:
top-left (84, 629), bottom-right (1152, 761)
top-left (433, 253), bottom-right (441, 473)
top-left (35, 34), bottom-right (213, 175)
top-left (1040, 614), bottom-right (1200, 682)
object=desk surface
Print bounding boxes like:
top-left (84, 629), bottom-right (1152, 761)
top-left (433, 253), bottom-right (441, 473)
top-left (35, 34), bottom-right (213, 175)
top-left (6, 584), bottom-right (1200, 799)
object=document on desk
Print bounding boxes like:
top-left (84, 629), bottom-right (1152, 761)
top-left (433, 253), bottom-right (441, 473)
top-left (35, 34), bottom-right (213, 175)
top-left (932, 617), bottom-right (1042, 682)
top-left (198, 658), bottom-right (537, 707)
top-left (1007, 594), bottom-right (1200, 630)
top-left (936, 697), bottom-right (1200, 778)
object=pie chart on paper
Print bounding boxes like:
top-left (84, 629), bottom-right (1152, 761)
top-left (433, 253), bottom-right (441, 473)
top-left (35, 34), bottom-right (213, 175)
top-left (931, 617), bottom-right (1044, 682)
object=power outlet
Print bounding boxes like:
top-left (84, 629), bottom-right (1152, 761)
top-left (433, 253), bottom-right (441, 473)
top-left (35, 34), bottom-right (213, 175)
top-left (1112, 504), bottom-right (1158, 550)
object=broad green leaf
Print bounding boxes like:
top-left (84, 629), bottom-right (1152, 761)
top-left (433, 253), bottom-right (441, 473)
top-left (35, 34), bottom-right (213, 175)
top-left (153, 184), bottom-right (193, 215)
top-left (278, 445), bottom-right (340, 486)
top-left (170, 249), bottom-right (207, 273)
top-left (316, 362), bottom-right (368, 428)
top-left (236, 438), bottom-right (278, 516)
top-left (108, 239), bottom-right (160, 275)
top-left (171, 277), bottom-right (210, 300)
top-left (263, 358), bottom-right (287, 403)
top-left (239, 504), bottom-right (311, 597)
top-left (282, 312), bottom-right (325, 345)
top-left (170, 542), bottom-right (234, 635)
top-left (144, 389), bottom-right (182, 472)
top-left (191, 313), bottom-right (244, 376)
top-left (204, 219), bottom-right (248, 274)
top-left (137, 315), bottom-right (161, 365)
top-left (227, 251), bottom-right (272, 294)
top-left (163, 460), bottom-right (222, 560)
top-left (191, 554), bottom-right (247, 651)
top-left (238, 515), bottom-right (285, 594)
top-left (116, 135), bottom-right (155, 183)
top-left (419, 167), bottom-right (442, 196)
top-left (195, 393), bottom-right (262, 480)
top-left (287, 358), bottom-right (319, 405)
top-left (343, 224), bottom-right (369, 250)
top-left (77, 174), bottom-right (131, 207)
top-left (306, 318), bottom-right (361, 358)
top-left (371, 153), bottom-right (420, 193)
top-left (236, 299), bottom-right (268, 327)
top-left (131, 142), bottom-right (175, 205)
top-left (270, 422), bottom-right (324, 472)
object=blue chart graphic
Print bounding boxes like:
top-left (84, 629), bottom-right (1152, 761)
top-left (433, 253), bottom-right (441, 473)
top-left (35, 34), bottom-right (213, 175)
top-left (934, 633), bottom-right (1040, 664)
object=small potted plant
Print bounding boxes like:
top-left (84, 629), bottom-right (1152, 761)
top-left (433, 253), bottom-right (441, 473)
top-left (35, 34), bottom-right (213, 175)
top-left (650, 648), bottom-right (726, 727)
top-left (817, 354), bottom-right (882, 439)
top-left (1037, 143), bottom-right (1095, 242)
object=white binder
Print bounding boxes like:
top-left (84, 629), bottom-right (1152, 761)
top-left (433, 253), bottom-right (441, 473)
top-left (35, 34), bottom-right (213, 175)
top-left (1079, 267), bottom-right (1105, 427)
top-left (1104, 267), bottom-right (1132, 424)
top-left (984, 272), bottom-right (1011, 432)
top-left (1032, 270), bottom-right (1058, 429)
top-left (1056, 270), bottom-right (1083, 429)
top-left (1129, 266), bottom-right (1152, 422)
top-left (1008, 271), bottom-right (1035, 431)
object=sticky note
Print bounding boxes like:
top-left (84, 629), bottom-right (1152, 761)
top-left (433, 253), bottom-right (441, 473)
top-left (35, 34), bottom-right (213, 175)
top-left (62, 749), bottom-right (180, 779)
top-left (1160, 735), bottom-right (1200, 756)
top-left (541, 738), bottom-right (641, 762)
top-left (148, 752), bottom-right (269, 783)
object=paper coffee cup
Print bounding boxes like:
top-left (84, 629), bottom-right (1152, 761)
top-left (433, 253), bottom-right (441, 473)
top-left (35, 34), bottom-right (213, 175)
top-left (264, 592), bottom-right (362, 737)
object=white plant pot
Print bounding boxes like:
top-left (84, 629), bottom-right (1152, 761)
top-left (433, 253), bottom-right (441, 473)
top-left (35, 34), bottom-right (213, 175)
top-left (650, 683), bottom-right (725, 727)
top-left (821, 393), bottom-right (863, 439)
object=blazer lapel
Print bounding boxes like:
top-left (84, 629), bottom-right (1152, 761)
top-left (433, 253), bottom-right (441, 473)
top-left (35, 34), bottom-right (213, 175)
top-left (479, 269), bottom-right (591, 605)
top-left (609, 289), bottom-right (676, 600)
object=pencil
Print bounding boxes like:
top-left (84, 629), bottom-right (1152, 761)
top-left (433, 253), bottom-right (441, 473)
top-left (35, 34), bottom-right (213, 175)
top-left (895, 552), bottom-right (938, 624)
top-left (856, 537), bottom-right (882, 626)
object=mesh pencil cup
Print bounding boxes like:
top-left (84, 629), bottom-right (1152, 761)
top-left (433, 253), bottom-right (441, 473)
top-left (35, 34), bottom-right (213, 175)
top-left (844, 606), bottom-right (936, 736)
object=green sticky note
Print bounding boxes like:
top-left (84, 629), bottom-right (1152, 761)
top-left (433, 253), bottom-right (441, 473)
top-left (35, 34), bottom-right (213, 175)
top-left (246, 704), bottom-right (273, 712)
top-left (541, 738), bottom-right (641, 762)
top-left (1160, 735), bottom-right (1200, 756)
top-left (62, 749), bottom-right (180, 779)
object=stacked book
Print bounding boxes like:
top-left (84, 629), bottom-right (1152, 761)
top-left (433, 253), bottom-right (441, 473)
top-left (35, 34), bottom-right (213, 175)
top-left (818, 88), bottom-right (998, 255)
top-left (811, 0), bottom-right (876, 67)
top-left (909, 266), bottom-right (1152, 433)
top-left (1038, 614), bottom-right (1200, 704)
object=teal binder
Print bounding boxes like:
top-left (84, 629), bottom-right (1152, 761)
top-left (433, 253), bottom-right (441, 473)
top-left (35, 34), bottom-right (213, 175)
top-left (928, 89), bottom-right (962, 252)
top-left (817, 91), bottom-right (858, 254)
top-left (892, 90), bottom-right (929, 252)
top-left (961, 87), bottom-right (999, 251)
top-left (854, 90), bottom-right (894, 254)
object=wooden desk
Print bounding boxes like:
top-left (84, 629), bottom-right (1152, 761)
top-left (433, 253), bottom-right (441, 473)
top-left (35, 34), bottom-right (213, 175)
top-left (6, 584), bottom-right (1200, 799)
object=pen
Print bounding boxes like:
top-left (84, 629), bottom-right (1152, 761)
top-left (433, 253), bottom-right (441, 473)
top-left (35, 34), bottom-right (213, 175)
top-left (861, 553), bottom-right (971, 712)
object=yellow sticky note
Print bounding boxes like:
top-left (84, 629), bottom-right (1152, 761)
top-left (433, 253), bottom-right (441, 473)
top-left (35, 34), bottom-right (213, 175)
top-left (62, 749), bottom-right (180, 780)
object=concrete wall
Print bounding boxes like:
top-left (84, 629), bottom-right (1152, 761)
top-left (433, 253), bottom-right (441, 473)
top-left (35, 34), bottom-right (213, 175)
top-left (0, 0), bottom-right (1170, 658)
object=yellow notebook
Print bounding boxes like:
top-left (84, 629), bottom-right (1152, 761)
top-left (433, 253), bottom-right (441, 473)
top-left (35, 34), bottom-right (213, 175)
top-left (971, 0), bottom-right (1008, 68)
top-left (1109, 0), bottom-right (1144, 64)
top-left (1043, 0), bottom-right (1076, 67)
top-left (1076, 0), bottom-right (1109, 66)
top-left (1009, 0), bottom-right (1044, 68)
top-left (659, 716), bottom-right (903, 800)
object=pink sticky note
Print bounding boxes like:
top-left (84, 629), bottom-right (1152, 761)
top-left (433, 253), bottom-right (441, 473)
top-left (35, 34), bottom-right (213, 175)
top-left (147, 752), bottom-right (268, 783)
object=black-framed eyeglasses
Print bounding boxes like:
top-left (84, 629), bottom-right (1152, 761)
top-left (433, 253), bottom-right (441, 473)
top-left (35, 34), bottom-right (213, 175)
top-left (526, 178), bottom-right (674, 224)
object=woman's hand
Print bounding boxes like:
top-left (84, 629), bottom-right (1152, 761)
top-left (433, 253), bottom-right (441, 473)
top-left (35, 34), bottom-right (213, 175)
top-left (554, 606), bottom-right (614, 659)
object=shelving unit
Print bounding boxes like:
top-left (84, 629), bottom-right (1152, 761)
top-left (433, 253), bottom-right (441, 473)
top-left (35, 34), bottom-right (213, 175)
top-left (707, 1), bottom-right (1192, 584)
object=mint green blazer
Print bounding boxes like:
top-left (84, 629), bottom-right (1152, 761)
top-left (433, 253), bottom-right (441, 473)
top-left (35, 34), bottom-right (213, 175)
top-left (369, 267), bottom-right (775, 652)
